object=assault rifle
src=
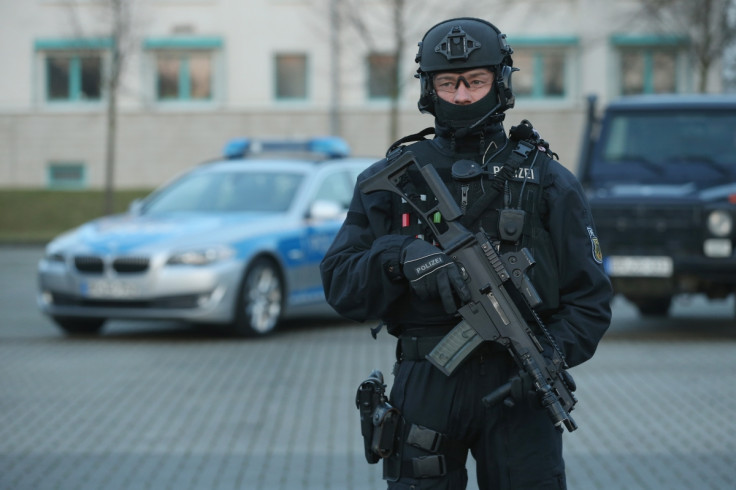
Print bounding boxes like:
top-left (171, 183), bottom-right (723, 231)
top-left (360, 151), bottom-right (578, 432)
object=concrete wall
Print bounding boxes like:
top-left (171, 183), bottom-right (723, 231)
top-left (0, 102), bottom-right (587, 189)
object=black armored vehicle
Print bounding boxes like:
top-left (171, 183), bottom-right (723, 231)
top-left (578, 94), bottom-right (736, 316)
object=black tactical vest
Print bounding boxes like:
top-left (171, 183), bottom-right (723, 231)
top-left (389, 137), bottom-right (561, 314)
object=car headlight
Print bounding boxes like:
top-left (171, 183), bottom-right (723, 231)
top-left (707, 210), bottom-right (733, 237)
top-left (167, 246), bottom-right (236, 266)
top-left (46, 252), bottom-right (66, 263)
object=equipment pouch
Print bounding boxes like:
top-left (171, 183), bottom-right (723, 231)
top-left (498, 208), bottom-right (526, 243)
top-left (371, 404), bottom-right (401, 458)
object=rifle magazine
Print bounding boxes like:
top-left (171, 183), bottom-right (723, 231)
top-left (426, 320), bottom-right (484, 376)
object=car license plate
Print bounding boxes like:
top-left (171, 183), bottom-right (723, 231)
top-left (605, 256), bottom-right (673, 277)
top-left (81, 279), bottom-right (140, 299)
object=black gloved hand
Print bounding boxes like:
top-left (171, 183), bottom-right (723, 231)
top-left (400, 239), bottom-right (471, 314)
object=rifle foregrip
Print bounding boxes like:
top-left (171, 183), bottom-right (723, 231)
top-left (426, 320), bottom-right (484, 376)
top-left (481, 381), bottom-right (512, 407)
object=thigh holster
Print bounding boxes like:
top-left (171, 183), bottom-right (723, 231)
top-left (384, 422), bottom-right (468, 482)
top-left (356, 370), bottom-right (402, 464)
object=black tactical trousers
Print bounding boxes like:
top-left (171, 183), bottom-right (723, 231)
top-left (387, 348), bottom-right (566, 490)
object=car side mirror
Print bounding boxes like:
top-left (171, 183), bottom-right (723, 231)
top-left (308, 200), bottom-right (344, 221)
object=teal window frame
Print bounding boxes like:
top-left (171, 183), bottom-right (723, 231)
top-left (508, 36), bottom-right (578, 100)
top-left (611, 34), bottom-right (689, 95)
top-left (274, 53), bottom-right (309, 100)
top-left (144, 37), bottom-right (222, 102)
top-left (35, 38), bottom-right (112, 103)
top-left (47, 162), bottom-right (87, 189)
top-left (366, 52), bottom-right (398, 100)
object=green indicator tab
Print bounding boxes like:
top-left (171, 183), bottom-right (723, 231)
top-left (433, 212), bottom-right (442, 223)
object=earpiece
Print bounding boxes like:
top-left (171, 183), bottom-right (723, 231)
top-left (496, 64), bottom-right (518, 111)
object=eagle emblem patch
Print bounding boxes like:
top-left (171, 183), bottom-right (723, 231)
top-left (587, 226), bottom-right (603, 264)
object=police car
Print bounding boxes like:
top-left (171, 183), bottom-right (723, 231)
top-left (578, 94), bottom-right (736, 316)
top-left (37, 137), bottom-right (375, 336)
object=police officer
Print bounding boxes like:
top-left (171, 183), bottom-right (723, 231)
top-left (320, 17), bottom-right (612, 490)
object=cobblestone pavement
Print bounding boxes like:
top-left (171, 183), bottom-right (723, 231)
top-left (1, 246), bottom-right (735, 489)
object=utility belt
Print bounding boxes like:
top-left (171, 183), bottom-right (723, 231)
top-left (398, 334), bottom-right (506, 362)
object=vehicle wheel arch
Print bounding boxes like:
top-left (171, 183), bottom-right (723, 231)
top-left (248, 251), bottom-right (289, 298)
top-left (231, 252), bottom-right (288, 337)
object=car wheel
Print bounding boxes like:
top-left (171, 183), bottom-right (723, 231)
top-left (233, 258), bottom-right (284, 336)
top-left (633, 297), bottom-right (672, 317)
top-left (52, 317), bottom-right (106, 335)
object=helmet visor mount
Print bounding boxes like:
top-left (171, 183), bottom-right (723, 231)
top-left (434, 25), bottom-right (481, 62)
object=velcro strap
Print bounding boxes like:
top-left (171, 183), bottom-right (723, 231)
top-left (401, 455), bottom-right (446, 479)
top-left (413, 455), bottom-right (446, 478)
top-left (406, 424), bottom-right (445, 453)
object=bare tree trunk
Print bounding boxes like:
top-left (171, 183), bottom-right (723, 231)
top-left (104, 74), bottom-right (117, 214)
top-left (698, 0), bottom-right (713, 92)
top-left (389, 0), bottom-right (405, 142)
top-left (329, 0), bottom-right (342, 136)
top-left (103, 0), bottom-right (124, 215)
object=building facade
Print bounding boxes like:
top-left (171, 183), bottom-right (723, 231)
top-left (0, 0), bottom-right (723, 189)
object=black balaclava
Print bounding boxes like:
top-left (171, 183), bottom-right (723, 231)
top-left (432, 85), bottom-right (507, 154)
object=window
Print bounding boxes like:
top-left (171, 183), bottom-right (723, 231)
top-left (46, 55), bottom-right (102, 101)
top-left (155, 52), bottom-right (212, 100)
top-left (601, 112), bottom-right (736, 166)
top-left (612, 35), bottom-right (688, 95)
top-left (275, 54), bottom-right (308, 100)
top-left (313, 171), bottom-right (353, 209)
top-left (47, 163), bottom-right (86, 189)
top-left (35, 38), bottom-right (110, 103)
top-left (144, 37), bottom-right (222, 102)
top-left (509, 37), bottom-right (577, 100)
top-left (367, 53), bottom-right (397, 99)
top-left (620, 48), bottom-right (678, 95)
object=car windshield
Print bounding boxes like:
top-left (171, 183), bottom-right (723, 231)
top-left (142, 169), bottom-right (305, 215)
top-left (598, 111), bottom-right (736, 180)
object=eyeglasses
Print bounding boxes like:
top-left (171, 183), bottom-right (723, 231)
top-left (433, 74), bottom-right (493, 94)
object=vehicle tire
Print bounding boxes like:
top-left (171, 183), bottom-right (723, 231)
top-left (52, 317), bottom-right (105, 335)
top-left (233, 257), bottom-right (284, 336)
top-left (633, 297), bottom-right (672, 317)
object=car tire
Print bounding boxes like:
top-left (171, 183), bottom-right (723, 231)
top-left (633, 297), bottom-right (672, 317)
top-left (52, 317), bottom-right (106, 335)
top-left (233, 257), bottom-right (284, 336)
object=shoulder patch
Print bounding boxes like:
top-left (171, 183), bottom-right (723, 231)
top-left (587, 226), bottom-right (603, 264)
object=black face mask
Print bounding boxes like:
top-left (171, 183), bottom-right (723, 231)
top-left (433, 85), bottom-right (501, 134)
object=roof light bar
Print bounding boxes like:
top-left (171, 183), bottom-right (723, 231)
top-left (222, 136), bottom-right (351, 159)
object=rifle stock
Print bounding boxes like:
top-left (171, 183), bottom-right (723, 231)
top-left (360, 151), bottom-right (578, 432)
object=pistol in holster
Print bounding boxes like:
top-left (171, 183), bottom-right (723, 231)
top-left (355, 369), bottom-right (401, 464)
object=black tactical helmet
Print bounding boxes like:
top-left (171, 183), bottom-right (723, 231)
top-left (415, 17), bottom-right (515, 125)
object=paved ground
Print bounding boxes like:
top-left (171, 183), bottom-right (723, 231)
top-left (1, 246), bottom-right (735, 489)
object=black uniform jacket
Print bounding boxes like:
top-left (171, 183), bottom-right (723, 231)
top-left (320, 124), bottom-right (613, 368)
